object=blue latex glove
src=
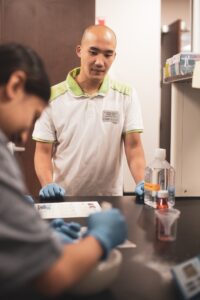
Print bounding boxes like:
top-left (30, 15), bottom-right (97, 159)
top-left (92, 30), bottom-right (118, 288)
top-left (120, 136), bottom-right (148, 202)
top-left (51, 218), bottom-right (81, 240)
top-left (83, 209), bottom-right (127, 259)
top-left (24, 195), bottom-right (35, 205)
top-left (135, 180), bottom-right (144, 196)
top-left (39, 183), bottom-right (65, 199)
top-left (54, 229), bottom-right (75, 244)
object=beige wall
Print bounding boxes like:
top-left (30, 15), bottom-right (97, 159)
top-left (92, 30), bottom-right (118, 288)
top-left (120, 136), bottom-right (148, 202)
top-left (96, 0), bottom-right (161, 191)
top-left (161, 0), bottom-right (191, 29)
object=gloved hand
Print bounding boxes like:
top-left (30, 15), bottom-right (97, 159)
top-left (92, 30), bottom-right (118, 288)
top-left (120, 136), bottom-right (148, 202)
top-left (24, 195), bottom-right (35, 205)
top-left (83, 209), bottom-right (127, 259)
top-left (135, 180), bottom-right (144, 196)
top-left (54, 230), bottom-right (75, 244)
top-left (51, 218), bottom-right (81, 243)
top-left (39, 183), bottom-right (65, 200)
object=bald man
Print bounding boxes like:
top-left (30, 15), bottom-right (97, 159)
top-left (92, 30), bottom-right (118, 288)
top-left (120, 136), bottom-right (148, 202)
top-left (33, 25), bottom-right (146, 199)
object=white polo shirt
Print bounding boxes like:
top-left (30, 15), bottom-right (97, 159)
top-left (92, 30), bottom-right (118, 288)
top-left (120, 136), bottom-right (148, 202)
top-left (33, 68), bottom-right (143, 196)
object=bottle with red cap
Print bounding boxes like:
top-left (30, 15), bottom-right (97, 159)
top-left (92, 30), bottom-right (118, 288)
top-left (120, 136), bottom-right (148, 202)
top-left (156, 190), bottom-right (169, 209)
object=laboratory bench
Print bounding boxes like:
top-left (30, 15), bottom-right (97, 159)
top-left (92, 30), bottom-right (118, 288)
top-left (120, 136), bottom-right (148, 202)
top-left (34, 196), bottom-right (200, 300)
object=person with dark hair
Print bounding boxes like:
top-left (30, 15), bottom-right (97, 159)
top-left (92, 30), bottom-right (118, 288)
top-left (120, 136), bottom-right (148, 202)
top-left (0, 43), bottom-right (50, 102)
top-left (0, 42), bottom-right (127, 299)
top-left (33, 24), bottom-right (146, 200)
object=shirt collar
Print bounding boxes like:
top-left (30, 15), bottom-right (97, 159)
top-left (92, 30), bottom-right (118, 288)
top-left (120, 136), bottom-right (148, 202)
top-left (66, 67), bottom-right (110, 98)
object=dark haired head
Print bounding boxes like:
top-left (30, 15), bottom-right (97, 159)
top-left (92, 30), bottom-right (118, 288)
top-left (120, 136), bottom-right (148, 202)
top-left (0, 43), bottom-right (50, 102)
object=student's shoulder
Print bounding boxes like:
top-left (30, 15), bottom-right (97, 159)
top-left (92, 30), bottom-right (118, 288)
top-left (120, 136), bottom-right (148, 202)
top-left (110, 79), bottom-right (132, 96)
top-left (50, 80), bottom-right (69, 102)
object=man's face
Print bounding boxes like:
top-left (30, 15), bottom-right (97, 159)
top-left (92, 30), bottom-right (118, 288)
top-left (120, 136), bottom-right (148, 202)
top-left (77, 29), bottom-right (116, 82)
top-left (1, 93), bottom-right (46, 144)
top-left (0, 71), bottom-right (47, 143)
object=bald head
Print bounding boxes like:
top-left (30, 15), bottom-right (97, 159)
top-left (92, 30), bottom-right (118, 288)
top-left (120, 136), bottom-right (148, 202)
top-left (81, 25), bottom-right (117, 48)
top-left (76, 24), bottom-right (117, 86)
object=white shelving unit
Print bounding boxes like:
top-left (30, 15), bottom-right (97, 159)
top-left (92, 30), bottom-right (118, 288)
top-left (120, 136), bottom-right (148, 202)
top-left (170, 77), bottom-right (200, 196)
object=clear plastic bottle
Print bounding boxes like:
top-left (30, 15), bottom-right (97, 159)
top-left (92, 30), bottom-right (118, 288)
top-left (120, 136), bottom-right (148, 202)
top-left (144, 148), bottom-right (175, 208)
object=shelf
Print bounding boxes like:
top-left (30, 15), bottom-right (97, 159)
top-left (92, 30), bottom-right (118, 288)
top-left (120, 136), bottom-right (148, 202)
top-left (163, 73), bottom-right (192, 84)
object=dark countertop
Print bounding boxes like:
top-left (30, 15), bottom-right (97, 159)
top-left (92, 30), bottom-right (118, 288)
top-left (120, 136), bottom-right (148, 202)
top-left (34, 196), bottom-right (200, 300)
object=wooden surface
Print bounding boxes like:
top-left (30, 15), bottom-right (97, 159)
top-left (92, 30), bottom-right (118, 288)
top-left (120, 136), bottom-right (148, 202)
top-left (0, 0), bottom-right (95, 195)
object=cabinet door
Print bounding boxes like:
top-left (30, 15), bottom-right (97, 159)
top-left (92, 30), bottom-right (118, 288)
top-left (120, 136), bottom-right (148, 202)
top-left (0, 0), bottom-right (95, 195)
top-left (171, 82), bottom-right (200, 196)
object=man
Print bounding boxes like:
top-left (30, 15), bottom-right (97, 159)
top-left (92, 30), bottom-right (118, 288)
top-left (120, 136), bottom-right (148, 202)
top-left (33, 24), bottom-right (145, 199)
top-left (0, 43), bottom-right (127, 299)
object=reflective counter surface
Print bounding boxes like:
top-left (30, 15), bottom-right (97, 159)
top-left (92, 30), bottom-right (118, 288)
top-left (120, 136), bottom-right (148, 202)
top-left (34, 196), bottom-right (200, 300)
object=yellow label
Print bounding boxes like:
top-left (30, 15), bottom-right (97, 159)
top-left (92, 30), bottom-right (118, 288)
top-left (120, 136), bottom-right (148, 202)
top-left (144, 182), bottom-right (160, 192)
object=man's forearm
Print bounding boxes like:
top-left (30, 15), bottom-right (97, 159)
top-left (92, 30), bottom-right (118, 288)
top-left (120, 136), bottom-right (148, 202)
top-left (128, 153), bottom-right (145, 183)
top-left (34, 143), bottom-right (54, 186)
top-left (35, 162), bottom-right (53, 186)
top-left (124, 133), bottom-right (146, 184)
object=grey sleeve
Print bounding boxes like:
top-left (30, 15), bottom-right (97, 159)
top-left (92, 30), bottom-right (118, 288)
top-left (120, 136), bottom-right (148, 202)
top-left (0, 144), bottom-right (63, 292)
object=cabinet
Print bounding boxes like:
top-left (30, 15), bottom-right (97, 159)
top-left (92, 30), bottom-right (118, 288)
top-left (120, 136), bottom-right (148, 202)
top-left (0, 0), bottom-right (95, 195)
top-left (160, 20), bottom-right (191, 162)
top-left (170, 80), bottom-right (200, 196)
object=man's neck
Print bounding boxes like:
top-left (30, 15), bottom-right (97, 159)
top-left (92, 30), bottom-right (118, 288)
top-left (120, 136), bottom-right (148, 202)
top-left (76, 74), bottom-right (102, 96)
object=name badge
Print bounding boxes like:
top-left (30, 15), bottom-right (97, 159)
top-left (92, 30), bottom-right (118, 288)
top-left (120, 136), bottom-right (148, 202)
top-left (102, 110), bottom-right (120, 124)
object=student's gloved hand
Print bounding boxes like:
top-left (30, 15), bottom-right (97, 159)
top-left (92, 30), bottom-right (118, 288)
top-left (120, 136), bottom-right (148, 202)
top-left (83, 209), bottom-right (127, 259)
top-left (135, 180), bottom-right (144, 196)
top-left (39, 183), bottom-right (65, 200)
top-left (51, 218), bottom-right (81, 243)
top-left (24, 195), bottom-right (35, 205)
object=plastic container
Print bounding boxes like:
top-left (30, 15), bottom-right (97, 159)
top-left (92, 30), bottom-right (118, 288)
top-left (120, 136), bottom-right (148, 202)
top-left (155, 208), bottom-right (181, 241)
top-left (144, 148), bottom-right (175, 208)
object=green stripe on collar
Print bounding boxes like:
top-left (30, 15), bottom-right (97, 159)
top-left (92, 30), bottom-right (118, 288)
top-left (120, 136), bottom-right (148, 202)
top-left (99, 75), bottom-right (109, 94)
top-left (110, 80), bottom-right (132, 95)
top-left (50, 81), bottom-right (68, 101)
top-left (50, 69), bottom-right (132, 100)
top-left (67, 68), bottom-right (110, 96)
top-left (67, 68), bottom-right (83, 96)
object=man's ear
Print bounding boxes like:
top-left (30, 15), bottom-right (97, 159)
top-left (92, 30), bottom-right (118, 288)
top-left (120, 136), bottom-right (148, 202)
top-left (76, 45), bottom-right (82, 58)
top-left (6, 71), bottom-right (26, 101)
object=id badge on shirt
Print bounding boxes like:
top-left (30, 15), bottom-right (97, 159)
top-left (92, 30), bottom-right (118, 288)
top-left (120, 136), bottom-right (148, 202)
top-left (102, 110), bottom-right (120, 124)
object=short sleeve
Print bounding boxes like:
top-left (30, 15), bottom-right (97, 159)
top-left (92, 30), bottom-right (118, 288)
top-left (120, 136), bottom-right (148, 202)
top-left (123, 87), bottom-right (144, 133)
top-left (32, 106), bottom-right (56, 143)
